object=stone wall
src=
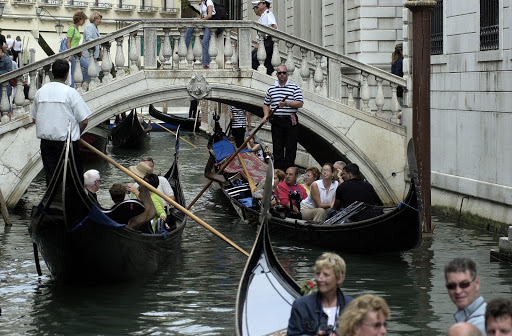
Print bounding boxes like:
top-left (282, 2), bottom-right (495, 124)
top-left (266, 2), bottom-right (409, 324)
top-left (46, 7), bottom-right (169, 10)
top-left (429, 0), bottom-right (512, 223)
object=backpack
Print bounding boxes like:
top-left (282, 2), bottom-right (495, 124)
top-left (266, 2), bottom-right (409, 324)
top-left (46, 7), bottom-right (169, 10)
top-left (59, 27), bottom-right (76, 52)
top-left (207, 1), bottom-right (228, 20)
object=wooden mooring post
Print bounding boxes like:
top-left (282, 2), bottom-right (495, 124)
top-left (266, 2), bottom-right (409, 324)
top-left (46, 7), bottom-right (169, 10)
top-left (405, 0), bottom-right (437, 233)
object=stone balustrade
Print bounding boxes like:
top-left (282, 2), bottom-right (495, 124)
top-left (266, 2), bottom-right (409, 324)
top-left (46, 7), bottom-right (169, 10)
top-left (0, 20), bottom-right (406, 126)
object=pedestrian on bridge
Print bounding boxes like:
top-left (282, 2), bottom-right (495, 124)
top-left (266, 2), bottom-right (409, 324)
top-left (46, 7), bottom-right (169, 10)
top-left (262, 65), bottom-right (304, 171)
top-left (251, 0), bottom-right (277, 75)
top-left (30, 59), bottom-right (91, 186)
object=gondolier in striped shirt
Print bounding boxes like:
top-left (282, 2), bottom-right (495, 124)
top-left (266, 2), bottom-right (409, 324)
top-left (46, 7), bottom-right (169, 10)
top-left (230, 105), bottom-right (251, 148)
top-left (262, 65), bottom-right (304, 171)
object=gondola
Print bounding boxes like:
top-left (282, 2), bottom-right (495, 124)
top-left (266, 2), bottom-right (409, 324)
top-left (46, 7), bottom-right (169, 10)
top-left (210, 137), bottom-right (422, 254)
top-left (109, 109), bottom-right (150, 148)
top-left (79, 123), bottom-right (109, 160)
top-left (29, 127), bottom-right (187, 283)
top-left (235, 160), bottom-right (301, 336)
top-left (149, 104), bottom-right (200, 132)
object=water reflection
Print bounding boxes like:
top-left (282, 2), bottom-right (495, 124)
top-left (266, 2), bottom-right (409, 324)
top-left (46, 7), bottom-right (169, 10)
top-left (1, 132), bottom-right (511, 335)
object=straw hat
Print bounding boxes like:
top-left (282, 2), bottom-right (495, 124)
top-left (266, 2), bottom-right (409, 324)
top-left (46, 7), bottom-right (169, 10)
top-left (129, 162), bottom-right (152, 178)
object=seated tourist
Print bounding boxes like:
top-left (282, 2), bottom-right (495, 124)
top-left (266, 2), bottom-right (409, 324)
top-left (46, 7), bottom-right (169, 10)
top-left (338, 294), bottom-right (390, 336)
top-left (84, 169), bottom-right (101, 205)
top-left (287, 253), bottom-right (353, 335)
top-left (143, 173), bottom-right (167, 232)
top-left (109, 182), bottom-right (126, 207)
top-left (301, 163), bottom-right (338, 222)
top-left (333, 163), bottom-right (382, 211)
top-left (127, 156), bottom-right (175, 204)
top-left (246, 136), bottom-right (265, 161)
top-left (333, 160), bottom-right (346, 184)
top-left (300, 166), bottom-right (321, 196)
top-left (275, 167), bottom-right (307, 218)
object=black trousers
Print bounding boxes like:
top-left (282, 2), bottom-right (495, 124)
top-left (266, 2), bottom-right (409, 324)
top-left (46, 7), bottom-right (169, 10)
top-left (189, 99), bottom-right (198, 118)
top-left (40, 139), bottom-right (83, 187)
top-left (252, 38), bottom-right (274, 76)
top-left (270, 115), bottom-right (299, 171)
top-left (231, 127), bottom-right (246, 148)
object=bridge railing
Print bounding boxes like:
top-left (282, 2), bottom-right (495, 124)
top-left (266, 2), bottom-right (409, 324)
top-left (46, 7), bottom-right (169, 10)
top-left (0, 20), bottom-right (406, 126)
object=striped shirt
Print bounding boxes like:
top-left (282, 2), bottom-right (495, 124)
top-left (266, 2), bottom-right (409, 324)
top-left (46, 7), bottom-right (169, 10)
top-left (263, 80), bottom-right (304, 116)
top-left (230, 106), bottom-right (247, 128)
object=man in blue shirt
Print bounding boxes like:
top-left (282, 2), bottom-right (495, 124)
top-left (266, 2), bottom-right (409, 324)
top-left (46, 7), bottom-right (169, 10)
top-left (445, 258), bottom-right (487, 335)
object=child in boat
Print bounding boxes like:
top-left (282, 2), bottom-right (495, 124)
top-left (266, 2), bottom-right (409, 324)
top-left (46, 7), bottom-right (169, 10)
top-left (143, 173), bottom-right (167, 232)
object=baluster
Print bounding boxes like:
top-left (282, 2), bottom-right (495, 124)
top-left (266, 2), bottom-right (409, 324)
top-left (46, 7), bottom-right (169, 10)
top-left (347, 84), bottom-right (356, 108)
top-left (101, 42), bottom-right (113, 84)
top-left (72, 54), bottom-right (83, 92)
top-left (375, 77), bottom-right (384, 116)
top-left (271, 38), bottom-right (280, 75)
top-left (193, 28), bottom-right (203, 69)
top-left (159, 35), bottom-right (164, 64)
top-left (285, 42), bottom-right (295, 80)
top-left (300, 48), bottom-right (309, 87)
top-left (178, 28), bottom-right (188, 69)
top-left (224, 31), bottom-right (233, 69)
top-left (172, 35), bottom-right (180, 68)
top-left (0, 83), bottom-right (9, 123)
top-left (187, 32), bottom-right (195, 67)
top-left (314, 53), bottom-right (324, 93)
top-left (88, 47), bottom-right (99, 91)
top-left (360, 72), bottom-right (371, 114)
top-left (308, 68), bottom-right (315, 92)
top-left (13, 76), bottom-right (25, 118)
top-left (390, 83), bottom-right (400, 123)
top-left (209, 28), bottom-right (218, 69)
top-left (256, 33), bottom-right (266, 73)
top-left (162, 28), bottom-right (173, 70)
top-left (129, 32), bottom-right (139, 73)
top-left (28, 71), bottom-right (37, 102)
top-left (231, 39), bottom-right (239, 68)
top-left (115, 36), bottom-right (125, 79)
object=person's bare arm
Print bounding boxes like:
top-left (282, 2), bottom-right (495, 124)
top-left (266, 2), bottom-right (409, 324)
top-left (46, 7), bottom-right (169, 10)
top-left (79, 119), bottom-right (88, 134)
top-left (262, 104), bottom-right (270, 122)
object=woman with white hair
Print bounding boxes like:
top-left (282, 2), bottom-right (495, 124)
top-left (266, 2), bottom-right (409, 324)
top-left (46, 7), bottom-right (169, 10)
top-left (287, 253), bottom-right (354, 335)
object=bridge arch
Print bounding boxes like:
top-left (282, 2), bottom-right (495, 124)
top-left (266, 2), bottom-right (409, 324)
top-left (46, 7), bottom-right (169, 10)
top-left (86, 74), bottom-right (404, 203)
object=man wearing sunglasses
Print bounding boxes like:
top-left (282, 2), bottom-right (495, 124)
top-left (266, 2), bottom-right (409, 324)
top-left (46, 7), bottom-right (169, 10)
top-left (251, 0), bottom-right (277, 75)
top-left (262, 65), bottom-right (304, 171)
top-left (445, 258), bottom-right (487, 335)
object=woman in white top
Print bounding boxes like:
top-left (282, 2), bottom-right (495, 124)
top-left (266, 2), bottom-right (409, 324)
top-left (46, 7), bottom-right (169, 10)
top-left (300, 163), bottom-right (338, 222)
top-left (184, 0), bottom-right (215, 68)
top-left (12, 36), bottom-right (22, 64)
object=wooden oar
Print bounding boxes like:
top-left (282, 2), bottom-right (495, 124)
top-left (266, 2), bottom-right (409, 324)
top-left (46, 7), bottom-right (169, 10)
top-left (136, 111), bottom-right (197, 149)
top-left (79, 139), bottom-right (249, 257)
top-left (237, 153), bottom-right (256, 195)
top-left (187, 95), bottom-right (289, 210)
top-left (193, 101), bottom-right (200, 135)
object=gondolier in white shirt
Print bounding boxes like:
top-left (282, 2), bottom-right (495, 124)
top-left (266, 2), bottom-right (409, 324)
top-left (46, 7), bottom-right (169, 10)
top-left (251, 0), bottom-right (277, 75)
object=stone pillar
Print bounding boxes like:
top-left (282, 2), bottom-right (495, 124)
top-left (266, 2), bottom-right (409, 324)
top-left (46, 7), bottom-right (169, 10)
top-left (405, 0), bottom-right (437, 233)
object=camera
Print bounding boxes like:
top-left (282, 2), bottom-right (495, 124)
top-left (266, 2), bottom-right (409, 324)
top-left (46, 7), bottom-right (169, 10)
top-left (322, 325), bottom-right (336, 335)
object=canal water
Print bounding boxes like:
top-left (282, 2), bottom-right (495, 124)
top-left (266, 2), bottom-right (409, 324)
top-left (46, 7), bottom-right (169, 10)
top-left (1, 131), bottom-right (511, 335)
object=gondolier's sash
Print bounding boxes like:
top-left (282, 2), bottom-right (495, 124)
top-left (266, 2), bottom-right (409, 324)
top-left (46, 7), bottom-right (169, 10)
top-left (71, 205), bottom-right (126, 231)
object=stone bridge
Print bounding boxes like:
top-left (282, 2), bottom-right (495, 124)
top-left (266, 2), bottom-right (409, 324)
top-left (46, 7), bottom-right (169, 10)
top-left (0, 20), bottom-right (407, 208)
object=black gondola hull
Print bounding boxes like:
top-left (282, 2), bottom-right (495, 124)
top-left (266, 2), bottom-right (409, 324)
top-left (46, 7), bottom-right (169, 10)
top-left (109, 110), bottom-right (150, 148)
top-left (149, 104), bottom-right (200, 131)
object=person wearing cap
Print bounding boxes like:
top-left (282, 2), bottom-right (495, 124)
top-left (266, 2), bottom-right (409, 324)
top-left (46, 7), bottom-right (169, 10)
top-left (251, 0), bottom-right (277, 75)
top-left (127, 158), bottom-right (175, 203)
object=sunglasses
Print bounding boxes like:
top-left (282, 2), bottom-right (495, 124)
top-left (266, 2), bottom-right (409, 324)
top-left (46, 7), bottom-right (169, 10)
top-left (446, 278), bottom-right (475, 290)
top-left (277, 71), bottom-right (287, 75)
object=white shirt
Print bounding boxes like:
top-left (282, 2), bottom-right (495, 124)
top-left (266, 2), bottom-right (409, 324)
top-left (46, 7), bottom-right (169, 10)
top-left (258, 9), bottom-right (277, 28)
top-left (200, 0), bottom-right (216, 18)
top-left (30, 81), bottom-right (91, 141)
top-left (301, 180), bottom-right (338, 209)
top-left (13, 40), bottom-right (22, 52)
top-left (6, 38), bottom-right (14, 49)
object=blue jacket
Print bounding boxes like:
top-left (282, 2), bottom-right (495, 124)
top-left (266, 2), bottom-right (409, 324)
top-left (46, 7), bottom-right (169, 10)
top-left (287, 288), bottom-right (354, 335)
top-left (0, 53), bottom-right (12, 75)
